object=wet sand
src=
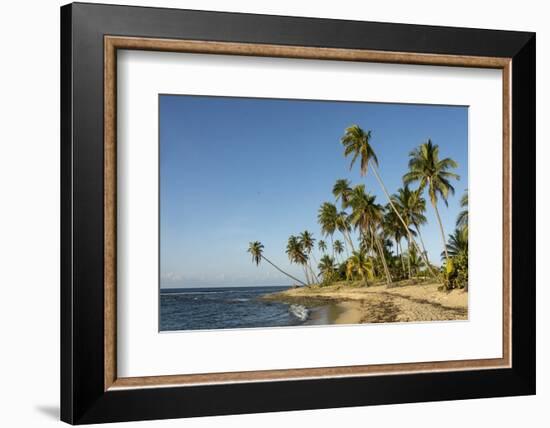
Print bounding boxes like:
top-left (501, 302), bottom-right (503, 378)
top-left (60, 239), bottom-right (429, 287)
top-left (263, 282), bottom-right (468, 324)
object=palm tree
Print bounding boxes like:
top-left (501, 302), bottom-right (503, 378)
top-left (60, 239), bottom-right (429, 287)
top-left (318, 202), bottom-right (338, 257)
top-left (444, 227), bottom-right (468, 258)
top-left (299, 230), bottom-right (319, 283)
top-left (286, 236), bottom-right (310, 285)
top-left (383, 206), bottom-right (406, 278)
top-left (346, 250), bottom-right (374, 286)
top-left (341, 125), bottom-right (436, 278)
top-left (318, 240), bottom-right (327, 254)
top-left (247, 241), bottom-right (306, 286)
top-left (403, 139), bottom-right (460, 266)
top-left (348, 184), bottom-right (392, 285)
top-left (332, 178), bottom-right (353, 209)
top-left (333, 240), bottom-right (344, 261)
top-left (335, 211), bottom-right (355, 253)
top-left (392, 186), bottom-right (422, 279)
top-left (318, 255), bottom-right (337, 281)
top-left (457, 189), bottom-right (468, 234)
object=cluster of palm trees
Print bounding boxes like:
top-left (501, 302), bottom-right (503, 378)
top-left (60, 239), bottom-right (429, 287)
top-left (247, 124), bottom-right (468, 289)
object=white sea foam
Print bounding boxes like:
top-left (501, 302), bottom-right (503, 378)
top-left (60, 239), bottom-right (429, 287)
top-left (289, 304), bottom-right (309, 322)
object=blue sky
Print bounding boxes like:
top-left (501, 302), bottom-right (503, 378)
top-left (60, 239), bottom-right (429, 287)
top-left (160, 95), bottom-right (468, 288)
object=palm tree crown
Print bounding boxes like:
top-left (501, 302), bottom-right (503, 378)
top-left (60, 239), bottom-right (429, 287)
top-left (403, 139), bottom-right (460, 207)
top-left (286, 235), bottom-right (307, 265)
top-left (247, 241), bottom-right (264, 266)
top-left (391, 186), bottom-right (426, 237)
top-left (318, 255), bottom-right (337, 275)
top-left (299, 230), bottom-right (316, 254)
top-left (457, 190), bottom-right (468, 233)
top-left (318, 202), bottom-right (338, 239)
top-left (341, 125), bottom-right (378, 176)
top-left (445, 228), bottom-right (468, 258)
top-left (333, 178), bottom-right (353, 209)
top-left (333, 240), bottom-right (344, 256)
top-left (348, 185), bottom-right (382, 232)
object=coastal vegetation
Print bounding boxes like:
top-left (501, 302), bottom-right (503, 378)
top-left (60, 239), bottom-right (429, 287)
top-left (248, 125), bottom-right (468, 292)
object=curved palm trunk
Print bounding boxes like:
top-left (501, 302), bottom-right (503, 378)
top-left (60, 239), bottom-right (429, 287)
top-left (342, 229), bottom-right (355, 254)
top-left (414, 223), bottom-right (429, 260)
top-left (344, 247), bottom-right (350, 258)
top-left (261, 255), bottom-right (307, 286)
top-left (406, 237), bottom-right (412, 279)
top-left (371, 165), bottom-right (438, 279)
top-left (307, 259), bottom-right (319, 284)
top-left (309, 265), bottom-right (319, 284)
top-left (432, 201), bottom-right (450, 263)
top-left (303, 265), bottom-right (311, 285)
top-left (397, 241), bottom-right (406, 278)
top-left (310, 253), bottom-right (319, 269)
top-left (394, 237), bottom-right (399, 259)
top-left (308, 253), bottom-right (320, 283)
top-left (375, 236), bottom-right (392, 286)
top-left (371, 226), bottom-right (392, 286)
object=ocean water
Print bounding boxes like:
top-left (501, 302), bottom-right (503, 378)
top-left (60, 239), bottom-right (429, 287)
top-left (160, 286), bottom-right (311, 331)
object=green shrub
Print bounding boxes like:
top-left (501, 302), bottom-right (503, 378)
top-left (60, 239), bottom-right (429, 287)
top-left (442, 252), bottom-right (468, 290)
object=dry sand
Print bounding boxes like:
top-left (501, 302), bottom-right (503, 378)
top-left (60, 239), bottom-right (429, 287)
top-left (263, 281), bottom-right (468, 324)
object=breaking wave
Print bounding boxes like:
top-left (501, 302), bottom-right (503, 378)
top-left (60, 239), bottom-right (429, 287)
top-left (289, 304), bottom-right (309, 322)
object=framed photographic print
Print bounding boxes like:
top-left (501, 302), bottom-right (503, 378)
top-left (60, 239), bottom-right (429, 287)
top-left (60, 2), bottom-right (535, 424)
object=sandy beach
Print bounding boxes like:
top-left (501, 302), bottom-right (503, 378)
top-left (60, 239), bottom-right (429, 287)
top-left (263, 281), bottom-right (468, 324)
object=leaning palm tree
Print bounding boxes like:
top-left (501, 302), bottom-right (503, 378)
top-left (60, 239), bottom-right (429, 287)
top-left (318, 202), bottom-right (338, 256)
top-left (286, 235), bottom-right (312, 285)
top-left (457, 189), bottom-right (468, 234)
top-left (318, 240), bottom-right (327, 254)
top-left (247, 241), bottom-right (306, 286)
top-left (346, 250), bottom-right (374, 286)
top-left (333, 178), bottom-right (353, 209)
top-left (341, 125), bottom-right (436, 278)
top-left (299, 230), bottom-right (319, 283)
top-left (333, 240), bottom-right (345, 262)
top-left (403, 139), bottom-right (460, 266)
top-left (348, 184), bottom-right (392, 286)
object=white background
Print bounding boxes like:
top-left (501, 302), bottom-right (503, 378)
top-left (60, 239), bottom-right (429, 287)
top-left (118, 51), bottom-right (503, 377)
top-left (0, 0), bottom-right (546, 427)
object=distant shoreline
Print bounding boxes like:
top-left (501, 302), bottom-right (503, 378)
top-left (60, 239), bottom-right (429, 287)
top-left (262, 281), bottom-right (468, 324)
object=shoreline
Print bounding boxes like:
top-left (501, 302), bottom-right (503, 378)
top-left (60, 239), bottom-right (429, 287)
top-left (263, 281), bottom-right (468, 324)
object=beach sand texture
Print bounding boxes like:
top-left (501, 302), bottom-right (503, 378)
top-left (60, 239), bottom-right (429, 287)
top-left (264, 282), bottom-right (468, 325)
